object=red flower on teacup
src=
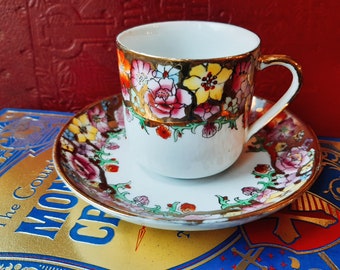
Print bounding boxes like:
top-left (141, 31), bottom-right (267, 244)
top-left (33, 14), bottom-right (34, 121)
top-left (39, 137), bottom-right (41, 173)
top-left (145, 78), bottom-right (192, 119)
top-left (156, 125), bottom-right (172, 139)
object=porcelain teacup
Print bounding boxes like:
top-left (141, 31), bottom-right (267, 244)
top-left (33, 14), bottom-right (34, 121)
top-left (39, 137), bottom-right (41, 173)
top-left (116, 21), bottom-right (302, 179)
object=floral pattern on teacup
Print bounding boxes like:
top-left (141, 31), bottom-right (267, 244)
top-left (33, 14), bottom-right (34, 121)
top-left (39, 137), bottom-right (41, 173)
top-left (145, 78), bottom-right (192, 119)
top-left (117, 49), bottom-right (255, 141)
top-left (183, 63), bottom-right (232, 104)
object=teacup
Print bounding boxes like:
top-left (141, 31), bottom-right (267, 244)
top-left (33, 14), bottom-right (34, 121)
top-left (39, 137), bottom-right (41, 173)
top-left (116, 21), bottom-right (302, 179)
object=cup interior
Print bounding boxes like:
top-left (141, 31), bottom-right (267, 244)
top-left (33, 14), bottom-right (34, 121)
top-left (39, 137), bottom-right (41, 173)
top-left (117, 21), bottom-right (260, 59)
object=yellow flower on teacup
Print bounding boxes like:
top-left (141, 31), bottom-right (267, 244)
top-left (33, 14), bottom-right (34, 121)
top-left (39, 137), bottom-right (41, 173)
top-left (183, 63), bottom-right (232, 105)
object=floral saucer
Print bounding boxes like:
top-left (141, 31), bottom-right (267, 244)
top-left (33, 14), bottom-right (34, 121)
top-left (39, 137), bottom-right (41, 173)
top-left (53, 95), bottom-right (322, 231)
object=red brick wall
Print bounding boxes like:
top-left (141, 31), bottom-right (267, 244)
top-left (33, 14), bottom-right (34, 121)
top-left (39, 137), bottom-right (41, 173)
top-left (0, 0), bottom-right (339, 136)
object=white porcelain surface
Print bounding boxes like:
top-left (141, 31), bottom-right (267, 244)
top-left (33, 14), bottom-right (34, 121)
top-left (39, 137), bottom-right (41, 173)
top-left (117, 21), bottom-right (260, 59)
top-left (124, 107), bottom-right (245, 179)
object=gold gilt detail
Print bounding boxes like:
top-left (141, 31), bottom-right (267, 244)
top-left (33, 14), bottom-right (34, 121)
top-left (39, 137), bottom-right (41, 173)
top-left (320, 140), bottom-right (340, 201)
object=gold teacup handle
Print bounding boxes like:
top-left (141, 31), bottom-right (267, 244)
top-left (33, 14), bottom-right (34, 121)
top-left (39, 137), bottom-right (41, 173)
top-left (246, 55), bottom-right (303, 141)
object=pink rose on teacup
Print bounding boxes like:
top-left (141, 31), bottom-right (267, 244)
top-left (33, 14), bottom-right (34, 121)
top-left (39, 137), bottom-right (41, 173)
top-left (145, 78), bottom-right (192, 119)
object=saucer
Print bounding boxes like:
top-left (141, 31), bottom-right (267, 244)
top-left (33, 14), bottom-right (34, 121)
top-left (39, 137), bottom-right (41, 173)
top-left (53, 95), bottom-right (322, 231)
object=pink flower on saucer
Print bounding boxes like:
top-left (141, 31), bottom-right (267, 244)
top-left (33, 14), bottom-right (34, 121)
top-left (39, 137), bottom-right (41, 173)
top-left (242, 186), bottom-right (260, 196)
top-left (145, 78), bottom-right (192, 119)
top-left (268, 117), bottom-right (297, 141)
top-left (133, 195), bottom-right (150, 206)
top-left (114, 105), bottom-right (125, 128)
top-left (88, 106), bottom-right (109, 133)
top-left (275, 146), bottom-right (311, 175)
top-left (66, 152), bottom-right (100, 180)
top-left (253, 189), bottom-right (273, 204)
